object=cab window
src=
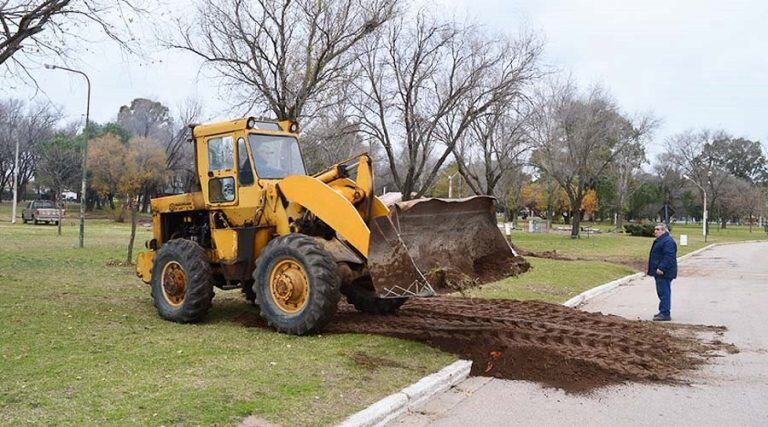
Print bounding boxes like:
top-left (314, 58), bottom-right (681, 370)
top-left (248, 134), bottom-right (306, 179)
top-left (208, 136), bottom-right (234, 171)
top-left (237, 137), bottom-right (254, 186)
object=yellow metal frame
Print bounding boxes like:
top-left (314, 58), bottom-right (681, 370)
top-left (136, 115), bottom-right (386, 285)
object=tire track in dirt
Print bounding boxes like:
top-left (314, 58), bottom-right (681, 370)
top-left (322, 297), bottom-right (732, 393)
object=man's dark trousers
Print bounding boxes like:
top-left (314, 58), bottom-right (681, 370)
top-left (654, 276), bottom-right (672, 317)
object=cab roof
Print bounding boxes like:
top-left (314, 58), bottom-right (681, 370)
top-left (191, 117), bottom-right (298, 138)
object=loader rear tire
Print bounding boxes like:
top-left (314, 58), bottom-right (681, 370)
top-left (150, 239), bottom-right (214, 323)
top-left (344, 285), bottom-right (407, 315)
top-left (253, 234), bottom-right (340, 335)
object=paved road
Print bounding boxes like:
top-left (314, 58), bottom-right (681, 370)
top-left (397, 241), bottom-right (768, 427)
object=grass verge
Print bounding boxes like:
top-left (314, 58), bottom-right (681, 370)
top-left (462, 258), bottom-right (636, 304)
top-left (0, 218), bottom-right (454, 426)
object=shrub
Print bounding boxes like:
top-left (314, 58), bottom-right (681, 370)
top-left (623, 223), bottom-right (656, 237)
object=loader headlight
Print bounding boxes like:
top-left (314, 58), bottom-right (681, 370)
top-left (289, 122), bottom-right (299, 133)
top-left (246, 117), bottom-right (256, 129)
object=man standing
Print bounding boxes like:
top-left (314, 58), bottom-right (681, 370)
top-left (647, 223), bottom-right (678, 321)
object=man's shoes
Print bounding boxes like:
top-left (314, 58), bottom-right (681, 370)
top-left (652, 313), bottom-right (671, 321)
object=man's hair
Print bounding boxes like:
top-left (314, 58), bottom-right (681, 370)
top-left (655, 223), bottom-right (668, 232)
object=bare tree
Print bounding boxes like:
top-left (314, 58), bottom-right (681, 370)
top-left (452, 100), bottom-right (533, 197)
top-left (0, 99), bottom-right (59, 201)
top-left (36, 132), bottom-right (81, 235)
top-left (353, 13), bottom-right (542, 199)
top-left (172, 0), bottom-right (397, 121)
top-left (653, 153), bottom-right (687, 221)
top-left (530, 82), bottom-right (655, 238)
top-left (0, 1), bottom-right (144, 83)
top-left (609, 141), bottom-right (646, 229)
top-left (665, 129), bottom-right (732, 231)
top-left (165, 98), bottom-right (204, 193)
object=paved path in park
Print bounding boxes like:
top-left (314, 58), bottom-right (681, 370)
top-left (396, 241), bottom-right (768, 427)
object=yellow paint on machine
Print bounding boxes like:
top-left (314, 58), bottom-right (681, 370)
top-left (278, 175), bottom-right (372, 257)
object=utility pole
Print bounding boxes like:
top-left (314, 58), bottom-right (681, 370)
top-left (684, 174), bottom-right (708, 243)
top-left (448, 172), bottom-right (461, 198)
top-left (10, 133), bottom-right (20, 223)
top-left (45, 64), bottom-right (91, 248)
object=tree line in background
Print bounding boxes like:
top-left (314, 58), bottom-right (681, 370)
top-left (2, 0), bottom-right (767, 241)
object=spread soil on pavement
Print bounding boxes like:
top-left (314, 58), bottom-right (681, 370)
top-left (235, 297), bottom-right (732, 393)
top-left (325, 297), bottom-right (733, 393)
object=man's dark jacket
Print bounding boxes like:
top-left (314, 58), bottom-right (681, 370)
top-left (647, 232), bottom-right (678, 279)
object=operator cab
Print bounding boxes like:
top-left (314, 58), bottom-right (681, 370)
top-left (194, 117), bottom-right (306, 206)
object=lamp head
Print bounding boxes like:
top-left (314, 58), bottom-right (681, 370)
top-left (44, 64), bottom-right (55, 70)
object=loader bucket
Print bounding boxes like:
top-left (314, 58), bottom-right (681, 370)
top-left (367, 215), bottom-right (436, 298)
top-left (388, 196), bottom-right (529, 292)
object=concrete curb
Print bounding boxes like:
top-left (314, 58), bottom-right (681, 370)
top-left (562, 271), bottom-right (645, 308)
top-left (337, 360), bottom-right (472, 427)
top-left (561, 240), bottom-right (768, 309)
top-left (562, 243), bottom-right (719, 308)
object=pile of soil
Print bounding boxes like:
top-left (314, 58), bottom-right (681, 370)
top-left (323, 297), bottom-right (732, 393)
top-left (424, 255), bottom-right (531, 293)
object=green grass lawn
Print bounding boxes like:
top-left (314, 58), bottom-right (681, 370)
top-left (463, 257), bottom-right (636, 304)
top-left (467, 221), bottom-right (768, 303)
top-left (2, 200), bottom-right (766, 424)
top-left (0, 215), bottom-right (453, 425)
top-left (509, 222), bottom-right (766, 263)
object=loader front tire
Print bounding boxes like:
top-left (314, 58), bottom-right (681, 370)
top-left (150, 239), bottom-right (214, 323)
top-left (253, 234), bottom-right (341, 335)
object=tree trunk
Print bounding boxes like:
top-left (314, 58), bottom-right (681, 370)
top-left (109, 193), bottom-right (115, 210)
top-left (720, 217), bottom-right (727, 229)
top-left (546, 207), bottom-right (553, 229)
top-left (127, 201), bottom-right (138, 264)
top-left (141, 188), bottom-right (152, 213)
top-left (57, 196), bottom-right (63, 236)
top-left (570, 209), bottom-right (582, 238)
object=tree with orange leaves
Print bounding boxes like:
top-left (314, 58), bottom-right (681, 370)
top-left (119, 137), bottom-right (168, 264)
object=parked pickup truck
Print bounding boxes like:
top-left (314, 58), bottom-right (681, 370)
top-left (22, 200), bottom-right (65, 225)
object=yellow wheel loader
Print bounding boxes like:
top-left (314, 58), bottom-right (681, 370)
top-left (135, 117), bottom-right (523, 335)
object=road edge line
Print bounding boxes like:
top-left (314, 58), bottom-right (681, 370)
top-left (337, 360), bottom-right (472, 427)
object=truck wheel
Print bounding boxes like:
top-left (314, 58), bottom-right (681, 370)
top-left (150, 239), bottom-right (214, 323)
top-left (344, 279), bottom-right (407, 315)
top-left (253, 234), bottom-right (341, 335)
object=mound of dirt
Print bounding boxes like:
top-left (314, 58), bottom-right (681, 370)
top-left (324, 297), bottom-right (732, 393)
top-left (424, 255), bottom-right (531, 293)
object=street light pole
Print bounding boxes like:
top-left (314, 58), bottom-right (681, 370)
top-left (683, 174), bottom-right (708, 243)
top-left (448, 172), bottom-right (458, 198)
top-left (45, 64), bottom-right (91, 248)
top-left (10, 134), bottom-right (20, 223)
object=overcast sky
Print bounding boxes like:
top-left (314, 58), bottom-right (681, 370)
top-left (4, 0), bottom-right (767, 159)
